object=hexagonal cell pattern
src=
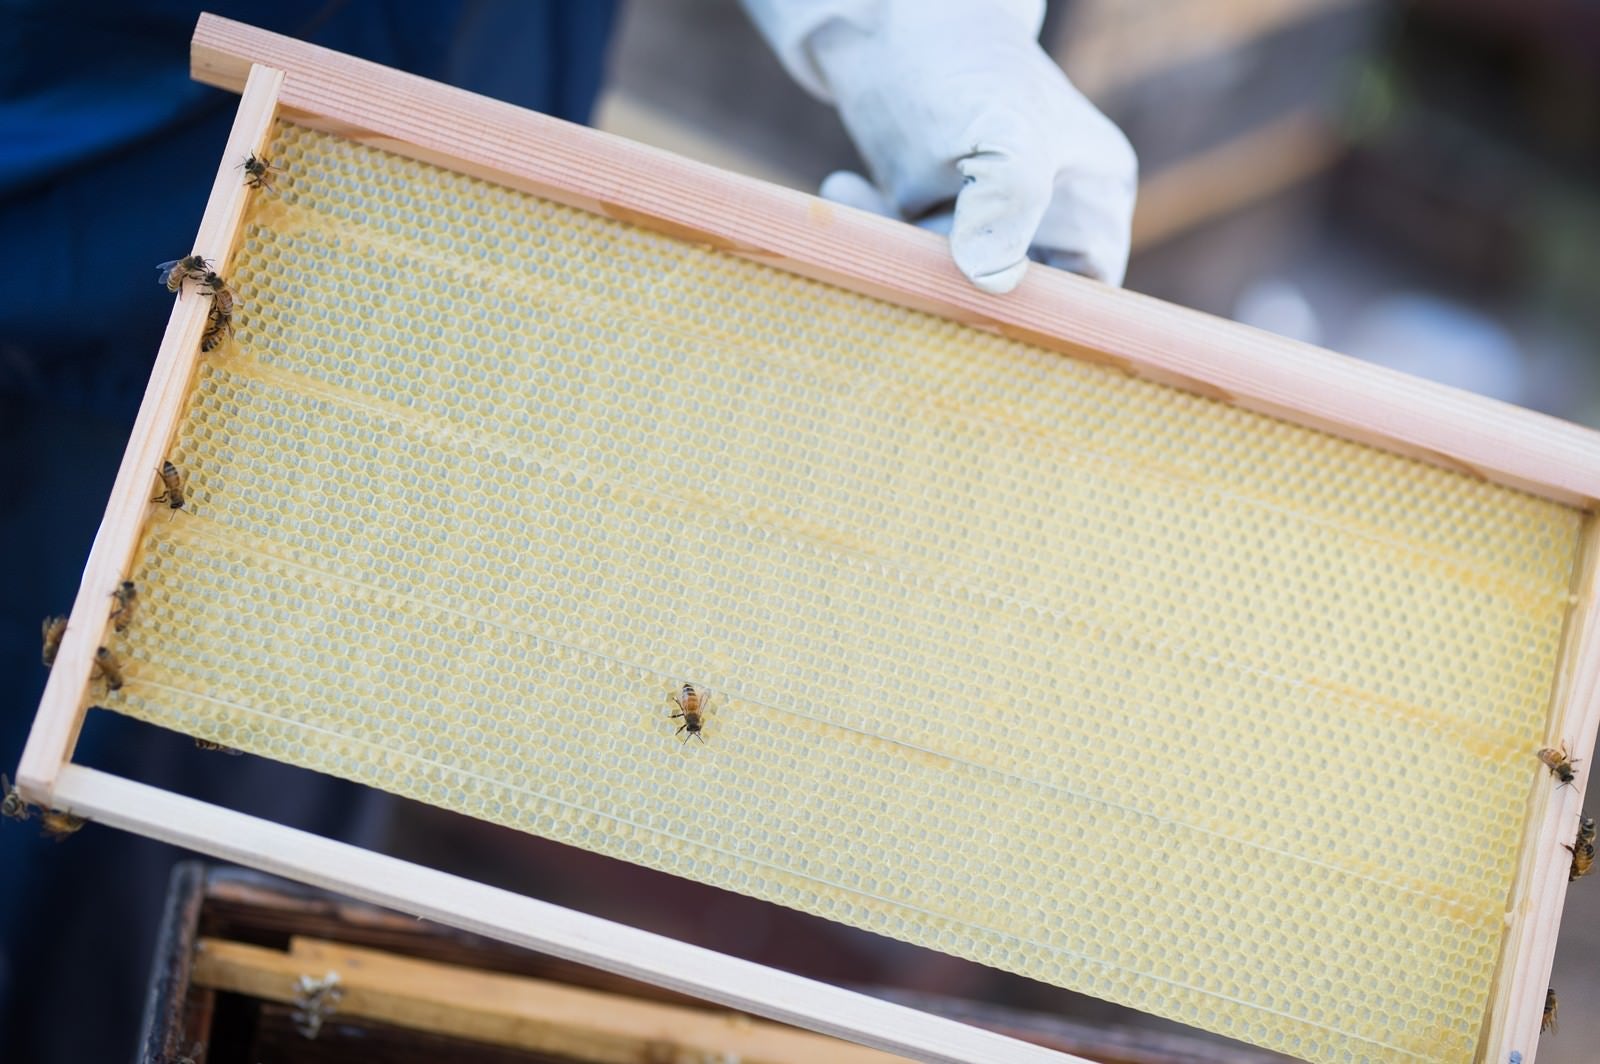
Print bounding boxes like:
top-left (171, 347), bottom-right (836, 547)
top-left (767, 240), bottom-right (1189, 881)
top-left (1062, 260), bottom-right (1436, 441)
top-left (101, 121), bottom-right (1586, 1063)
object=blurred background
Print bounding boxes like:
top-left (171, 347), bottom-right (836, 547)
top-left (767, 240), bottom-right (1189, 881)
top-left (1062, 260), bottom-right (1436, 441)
top-left (6, 2), bottom-right (1598, 1062)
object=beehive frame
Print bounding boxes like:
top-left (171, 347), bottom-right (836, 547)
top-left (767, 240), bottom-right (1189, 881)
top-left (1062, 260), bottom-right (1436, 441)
top-left (15, 14), bottom-right (1600, 1063)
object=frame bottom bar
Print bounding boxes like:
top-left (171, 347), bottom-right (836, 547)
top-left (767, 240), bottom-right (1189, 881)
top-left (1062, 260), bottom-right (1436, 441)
top-left (48, 765), bottom-right (1081, 1064)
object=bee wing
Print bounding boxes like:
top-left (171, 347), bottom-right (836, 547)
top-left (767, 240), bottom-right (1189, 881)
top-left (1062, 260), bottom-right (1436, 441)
top-left (156, 259), bottom-right (181, 279)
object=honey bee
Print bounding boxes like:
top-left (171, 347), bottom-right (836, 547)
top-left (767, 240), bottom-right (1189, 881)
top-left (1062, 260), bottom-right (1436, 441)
top-left (169, 1041), bottom-right (206, 1064)
top-left (197, 271), bottom-right (235, 352)
top-left (2, 773), bottom-right (33, 821)
top-left (151, 460), bottom-right (185, 511)
top-left (669, 682), bottom-right (711, 743)
top-left (93, 646), bottom-right (124, 691)
top-left (110, 580), bottom-right (138, 632)
top-left (291, 971), bottom-right (344, 1038)
top-left (199, 312), bottom-right (230, 353)
top-left (1542, 987), bottom-right (1557, 1033)
top-left (41, 614), bottom-right (66, 667)
top-left (1538, 744), bottom-right (1581, 787)
top-left (40, 810), bottom-right (86, 841)
top-left (200, 272), bottom-right (234, 318)
top-left (239, 151), bottom-right (278, 190)
top-left (1568, 813), bottom-right (1595, 882)
top-left (156, 255), bottom-right (212, 296)
top-left (194, 739), bottom-right (243, 756)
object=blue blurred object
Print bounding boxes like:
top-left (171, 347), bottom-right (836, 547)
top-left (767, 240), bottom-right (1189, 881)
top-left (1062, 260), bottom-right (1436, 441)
top-left (1341, 293), bottom-right (1529, 406)
top-left (0, 4), bottom-right (616, 1060)
top-left (0, 0), bottom-right (619, 413)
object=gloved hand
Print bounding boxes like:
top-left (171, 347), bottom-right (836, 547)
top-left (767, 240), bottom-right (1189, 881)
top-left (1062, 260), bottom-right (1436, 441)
top-left (742, 0), bottom-right (1138, 292)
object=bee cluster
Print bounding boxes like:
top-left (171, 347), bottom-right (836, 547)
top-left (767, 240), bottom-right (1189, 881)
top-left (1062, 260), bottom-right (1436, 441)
top-left (17, 450), bottom-right (236, 840)
top-left (1532, 743), bottom-right (1594, 1041)
top-left (89, 577), bottom-right (135, 692)
top-left (16, 578), bottom-right (144, 839)
top-left (19, 147), bottom-right (283, 846)
top-left (155, 153), bottom-right (278, 358)
top-left (2, 773), bottom-right (85, 841)
top-left (157, 256), bottom-right (235, 353)
top-left (1533, 745), bottom-right (1593, 881)
top-left (39, 591), bottom-right (130, 697)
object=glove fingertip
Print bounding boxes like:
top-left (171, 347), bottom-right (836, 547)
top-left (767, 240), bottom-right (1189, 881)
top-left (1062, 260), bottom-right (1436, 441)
top-left (968, 259), bottom-right (1029, 294)
top-left (951, 142), bottom-right (1053, 296)
top-left (951, 220), bottom-right (1034, 295)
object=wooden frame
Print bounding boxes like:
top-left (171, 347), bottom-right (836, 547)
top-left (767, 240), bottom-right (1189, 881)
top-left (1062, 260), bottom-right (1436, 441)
top-left (9, 59), bottom-right (1071, 1064)
top-left (49, 765), bottom-right (1071, 1064)
top-left (14, 14), bottom-right (1600, 1063)
top-left (16, 60), bottom-right (283, 796)
top-left (195, 936), bottom-right (914, 1063)
top-left (1487, 516), bottom-right (1600, 1061)
top-left (147, 865), bottom-right (1296, 1063)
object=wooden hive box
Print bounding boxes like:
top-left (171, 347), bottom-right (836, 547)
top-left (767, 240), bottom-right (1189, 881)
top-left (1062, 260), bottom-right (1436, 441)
top-left (141, 863), bottom-right (1296, 1063)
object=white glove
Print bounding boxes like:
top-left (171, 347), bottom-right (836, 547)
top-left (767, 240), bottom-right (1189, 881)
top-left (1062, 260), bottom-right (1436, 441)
top-left (742, 0), bottom-right (1138, 292)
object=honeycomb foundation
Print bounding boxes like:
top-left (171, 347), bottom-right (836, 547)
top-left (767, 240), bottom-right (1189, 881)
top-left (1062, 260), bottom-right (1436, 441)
top-left (101, 121), bottom-right (1586, 1063)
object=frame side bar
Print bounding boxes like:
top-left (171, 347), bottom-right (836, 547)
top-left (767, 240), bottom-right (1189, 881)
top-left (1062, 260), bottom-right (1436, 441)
top-left (14, 64), bottom-right (285, 802)
top-left (50, 765), bottom-right (1083, 1064)
top-left (1485, 516), bottom-right (1600, 1064)
top-left (187, 13), bottom-right (1600, 507)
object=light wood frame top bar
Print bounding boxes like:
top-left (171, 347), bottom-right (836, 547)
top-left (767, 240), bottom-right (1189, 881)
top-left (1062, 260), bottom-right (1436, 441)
top-left (189, 14), bottom-right (1600, 509)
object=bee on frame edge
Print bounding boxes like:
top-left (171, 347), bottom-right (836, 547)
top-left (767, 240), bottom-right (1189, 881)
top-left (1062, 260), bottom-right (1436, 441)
top-left (156, 255), bottom-right (212, 296)
top-left (2, 773), bottom-right (33, 822)
top-left (151, 459), bottom-right (186, 515)
top-left (41, 615), bottom-right (66, 667)
top-left (40, 809), bottom-right (87, 842)
top-left (1568, 813), bottom-right (1595, 882)
top-left (239, 151), bottom-right (279, 190)
top-left (92, 646), bottom-right (124, 692)
top-left (1538, 744), bottom-right (1581, 788)
top-left (110, 580), bottom-right (138, 632)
